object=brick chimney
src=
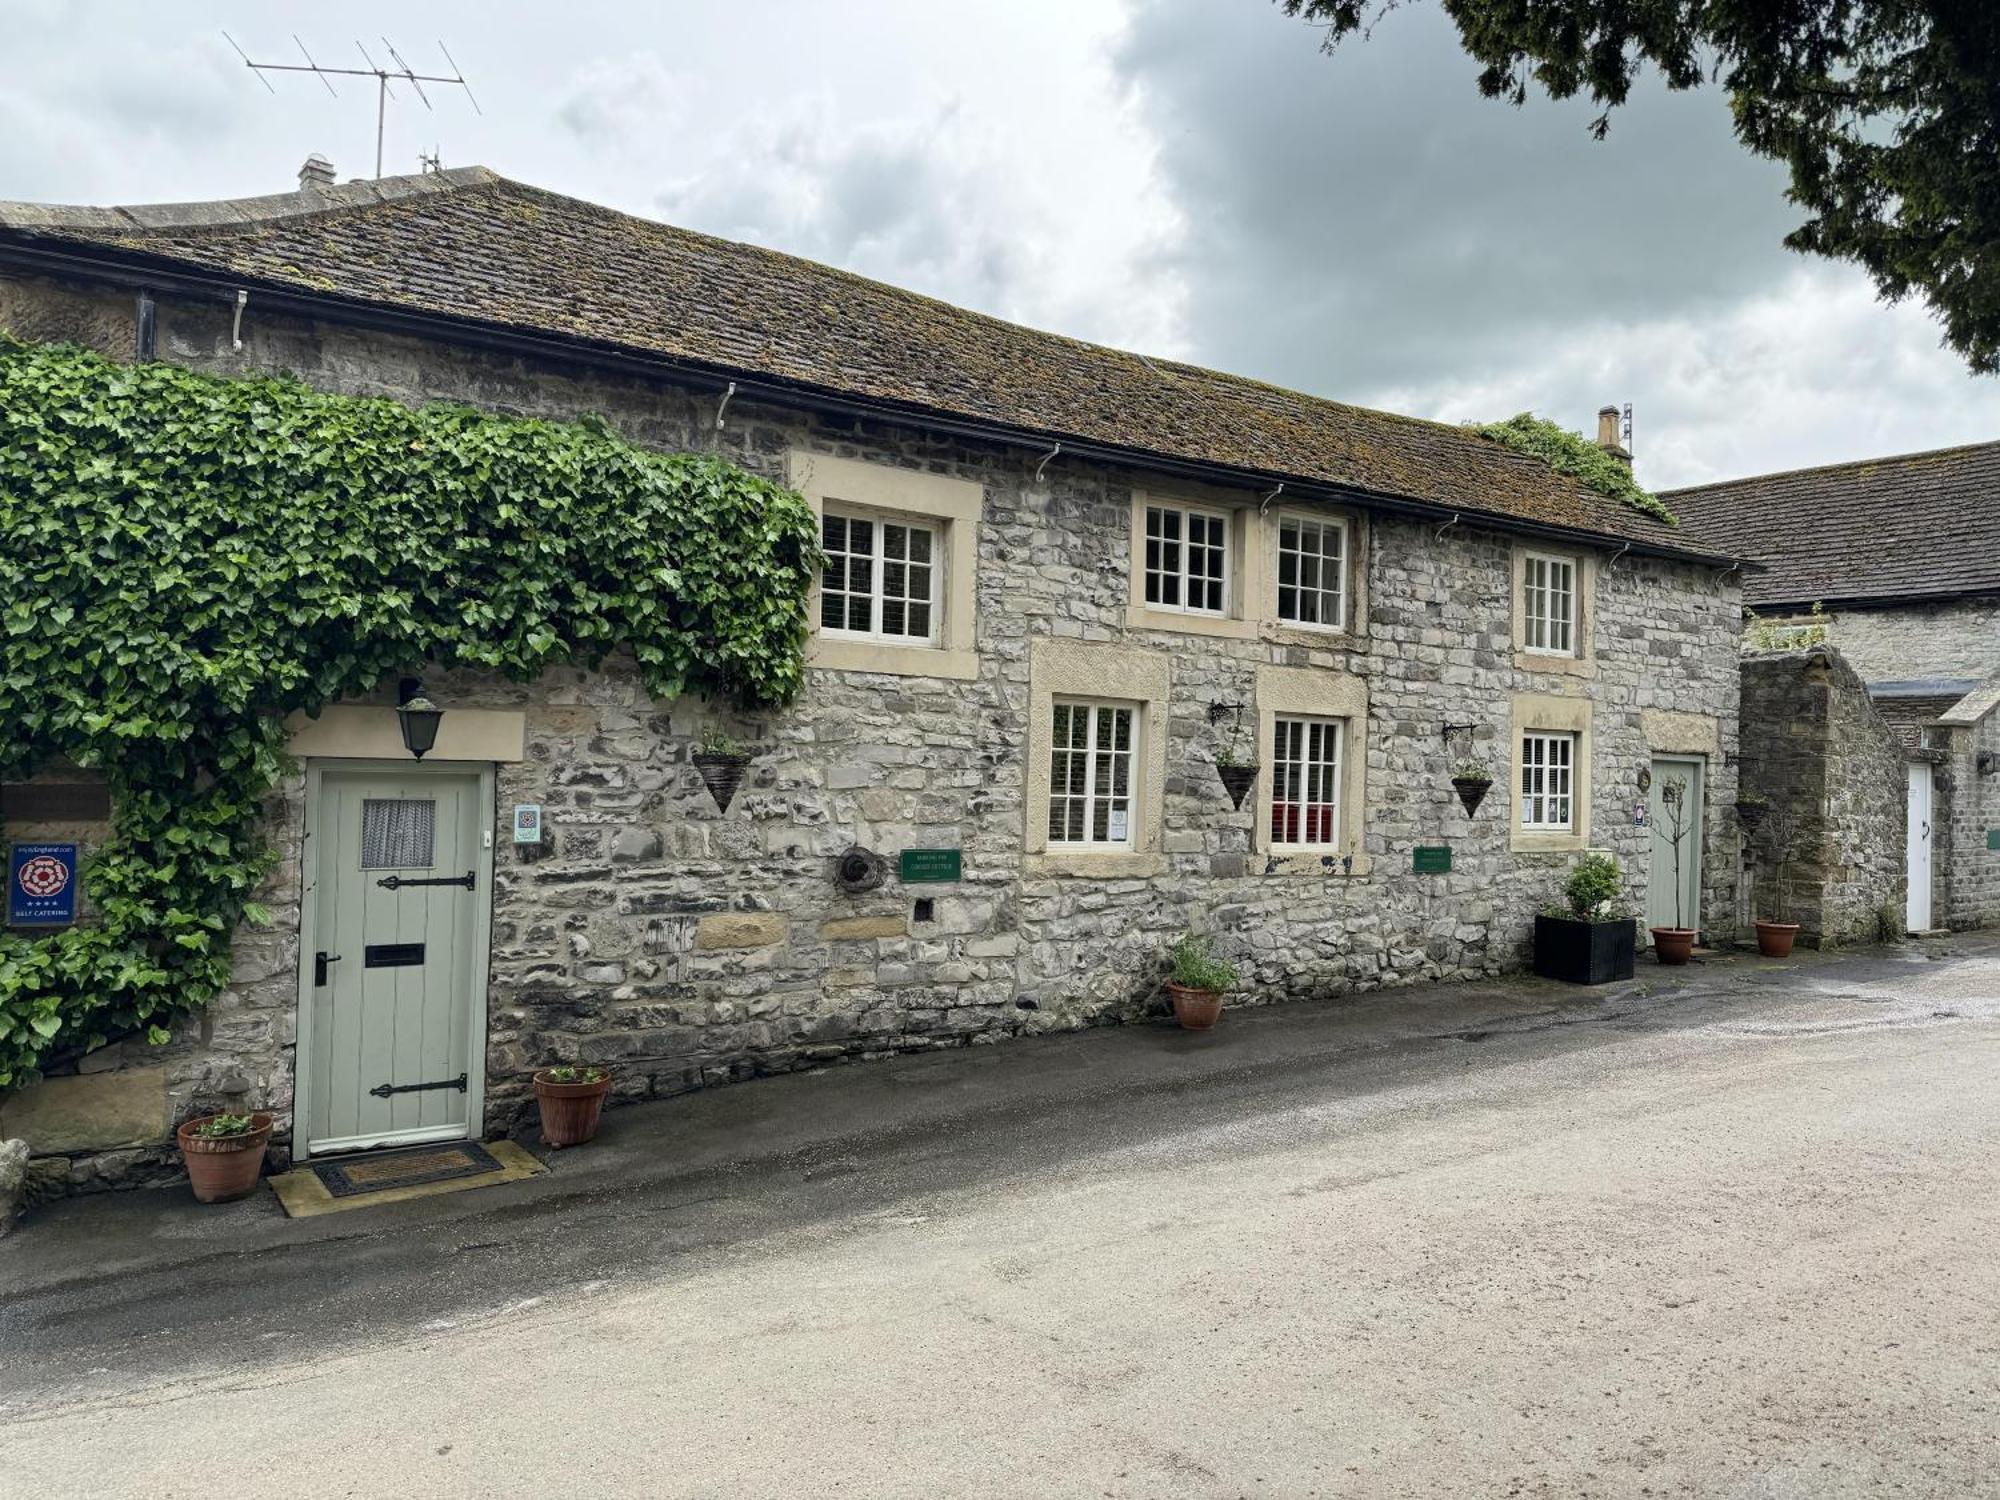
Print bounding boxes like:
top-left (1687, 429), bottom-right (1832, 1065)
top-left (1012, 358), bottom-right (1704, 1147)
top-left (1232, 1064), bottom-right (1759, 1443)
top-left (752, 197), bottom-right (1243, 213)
top-left (1596, 404), bottom-right (1632, 468)
top-left (297, 154), bottom-right (336, 192)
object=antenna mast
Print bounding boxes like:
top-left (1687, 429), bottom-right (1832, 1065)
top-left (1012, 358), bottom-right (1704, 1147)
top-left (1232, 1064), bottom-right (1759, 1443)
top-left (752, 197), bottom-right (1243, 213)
top-left (223, 34), bottom-right (481, 179)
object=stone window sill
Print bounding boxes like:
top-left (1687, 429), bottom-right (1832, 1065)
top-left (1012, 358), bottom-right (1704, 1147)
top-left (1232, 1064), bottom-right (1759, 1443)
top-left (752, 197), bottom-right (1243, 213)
top-left (1023, 849), bottom-right (1168, 880)
top-left (1514, 649), bottom-right (1596, 678)
top-left (808, 637), bottom-right (978, 681)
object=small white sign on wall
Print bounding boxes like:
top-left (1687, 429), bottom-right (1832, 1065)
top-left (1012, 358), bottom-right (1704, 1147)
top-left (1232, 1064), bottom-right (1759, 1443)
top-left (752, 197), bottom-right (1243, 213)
top-left (1108, 809), bottom-right (1129, 843)
top-left (512, 804), bottom-right (543, 845)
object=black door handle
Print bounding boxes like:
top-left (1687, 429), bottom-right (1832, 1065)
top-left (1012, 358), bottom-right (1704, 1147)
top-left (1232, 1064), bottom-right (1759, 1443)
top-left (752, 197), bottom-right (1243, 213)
top-left (314, 951), bottom-right (343, 986)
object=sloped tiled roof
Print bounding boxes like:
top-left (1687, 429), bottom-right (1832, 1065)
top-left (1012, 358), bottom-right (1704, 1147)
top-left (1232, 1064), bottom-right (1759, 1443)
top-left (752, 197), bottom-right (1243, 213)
top-left (0, 167), bottom-right (1725, 560)
top-left (1666, 440), bottom-right (2000, 606)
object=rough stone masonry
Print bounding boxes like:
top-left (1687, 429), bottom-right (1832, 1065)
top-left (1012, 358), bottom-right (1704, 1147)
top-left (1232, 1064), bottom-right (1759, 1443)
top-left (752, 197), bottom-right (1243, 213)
top-left (0, 269), bottom-right (1745, 1192)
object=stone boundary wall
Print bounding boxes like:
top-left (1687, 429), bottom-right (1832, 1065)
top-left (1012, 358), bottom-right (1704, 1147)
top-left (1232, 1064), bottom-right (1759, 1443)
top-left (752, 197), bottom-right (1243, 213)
top-left (1939, 683), bottom-right (2000, 930)
top-left (0, 267), bottom-right (1743, 1195)
top-left (1739, 647), bottom-right (1906, 945)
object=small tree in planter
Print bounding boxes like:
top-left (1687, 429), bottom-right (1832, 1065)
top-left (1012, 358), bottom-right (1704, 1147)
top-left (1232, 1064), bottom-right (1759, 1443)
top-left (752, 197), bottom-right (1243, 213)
top-left (1532, 853), bottom-right (1635, 984)
top-left (691, 724), bottom-right (750, 813)
top-left (533, 1065), bottom-right (612, 1147)
top-left (1649, 773), bottom-right (1698, 964)
top-left (1752, 803), bottom-right (1803, 957)
top-left (1164, 931), bottom-right (1237, 1031)
top-left (176, 1109), bottom-right (274, 1203)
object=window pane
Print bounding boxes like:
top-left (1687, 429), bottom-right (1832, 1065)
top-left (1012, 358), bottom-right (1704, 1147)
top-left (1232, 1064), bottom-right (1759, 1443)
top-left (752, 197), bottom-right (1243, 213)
top-left (361, 799), bottom-right (435, 869)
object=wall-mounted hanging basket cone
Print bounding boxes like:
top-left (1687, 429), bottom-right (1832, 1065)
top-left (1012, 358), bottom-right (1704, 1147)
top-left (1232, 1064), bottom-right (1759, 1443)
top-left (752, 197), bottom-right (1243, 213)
top-left (1217, 763), bottom-right (1259, 811)
top-left (692, 752), bottom-right (749, 813)
top-left (1451, 775), bottom-right (1493, 817)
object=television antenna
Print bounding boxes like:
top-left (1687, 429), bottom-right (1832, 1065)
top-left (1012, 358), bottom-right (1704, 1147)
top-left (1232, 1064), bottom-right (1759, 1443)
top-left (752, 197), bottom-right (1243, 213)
top-left (223, 34), bottom-right (481, 180)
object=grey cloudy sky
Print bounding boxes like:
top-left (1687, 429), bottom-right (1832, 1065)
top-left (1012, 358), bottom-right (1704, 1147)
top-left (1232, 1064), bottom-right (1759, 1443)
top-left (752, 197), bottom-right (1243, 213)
top-left (2, 0), bottom-right (1992, 487)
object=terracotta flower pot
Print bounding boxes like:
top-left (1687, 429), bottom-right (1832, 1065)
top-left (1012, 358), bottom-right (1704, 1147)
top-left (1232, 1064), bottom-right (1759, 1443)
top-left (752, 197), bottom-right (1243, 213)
top-left (176, 1111), bottom-right (274, 1204)
top-left (1754, 920), bottom-right (1801, 958)
top-left (1166, 982), bottom-right (1224, 1031)
top-left (533, 1069), bottom-right (613, 1147)
top-left (1649, 927), bottom-right (1697, 965)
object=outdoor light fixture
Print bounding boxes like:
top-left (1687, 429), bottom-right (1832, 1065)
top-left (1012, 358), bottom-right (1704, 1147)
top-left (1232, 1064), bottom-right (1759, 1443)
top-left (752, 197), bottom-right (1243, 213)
top-left (396, 677), bottom-right (443, 760)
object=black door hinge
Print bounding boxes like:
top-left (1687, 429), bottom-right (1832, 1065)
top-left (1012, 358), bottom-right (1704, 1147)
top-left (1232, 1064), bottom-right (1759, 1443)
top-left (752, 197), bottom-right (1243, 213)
top-left (369, 1071), bottom-right (469, 1099)
top-left (375, 869), bottom-right (476, 891)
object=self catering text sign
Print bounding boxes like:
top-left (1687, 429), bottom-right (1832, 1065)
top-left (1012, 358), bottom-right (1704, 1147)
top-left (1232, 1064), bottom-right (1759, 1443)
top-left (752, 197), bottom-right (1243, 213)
top-left (899, 849), bottom-right (962, 884)
top-left (9, 842), bottom-right (77, 926)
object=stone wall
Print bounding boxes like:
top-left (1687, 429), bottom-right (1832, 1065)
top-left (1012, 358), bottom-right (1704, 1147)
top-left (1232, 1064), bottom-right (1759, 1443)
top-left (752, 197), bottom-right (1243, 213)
top-left (1938, 683), bottom-right (2000, 930)
top-left (1739, 648), bottom-right (1906, 945)
top-left (1, 268), bottom-right (1744, 1190)
top-left (1759, 598), bottom-right (2000, 685)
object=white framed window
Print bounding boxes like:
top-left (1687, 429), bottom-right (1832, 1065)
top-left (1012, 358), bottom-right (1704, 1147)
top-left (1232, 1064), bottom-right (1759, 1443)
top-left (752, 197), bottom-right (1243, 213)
top-left (1144, 503), bottom-right (1228, 614)
top-left (1522, 552), bottom-right (1577, 655)
top-left (1275, 515), bottom-right (1346, 630)
top-left (820, 509), bottom-right (938, 644)
top-left (1048, 699), bottom-right (1137, 847)
top-left (1520, 731), bottom-right (1575, 830)
top-left (1270, 716), bottom-right (1343, 848)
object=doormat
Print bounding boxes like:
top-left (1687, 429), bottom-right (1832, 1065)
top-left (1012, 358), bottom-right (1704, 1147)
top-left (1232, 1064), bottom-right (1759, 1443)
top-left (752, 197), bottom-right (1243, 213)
top-left (267, 1139), bottom-right (544, 1219)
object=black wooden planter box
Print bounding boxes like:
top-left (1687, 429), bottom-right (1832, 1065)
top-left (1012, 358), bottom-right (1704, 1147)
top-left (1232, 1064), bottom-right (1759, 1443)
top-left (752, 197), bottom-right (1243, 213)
top-left (1532, 914), bottom-right (1635, 985)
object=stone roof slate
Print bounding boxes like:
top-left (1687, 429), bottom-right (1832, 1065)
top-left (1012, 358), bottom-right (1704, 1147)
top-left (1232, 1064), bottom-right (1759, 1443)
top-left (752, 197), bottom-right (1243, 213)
top-left (0, 167), bottom-right (1720, 558)
top-left (1665, 440), bottom-right (2000, 607)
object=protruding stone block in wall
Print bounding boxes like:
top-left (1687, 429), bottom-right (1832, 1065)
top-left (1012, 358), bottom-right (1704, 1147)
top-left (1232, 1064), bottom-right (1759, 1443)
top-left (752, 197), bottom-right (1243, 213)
top-left (692, 913), bottom-right (788, 950)
top-left (819, 915), bottom-right (907, 940)
top-left (0, 1067), bottom-right (169, 1153)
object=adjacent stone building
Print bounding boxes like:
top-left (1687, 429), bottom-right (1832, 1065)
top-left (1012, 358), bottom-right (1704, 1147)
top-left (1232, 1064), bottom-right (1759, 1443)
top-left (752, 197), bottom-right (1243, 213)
top-left (1669, 444), bottom-right (2000, 935)
top-left (0, 164), bottom-right (1748, 1193)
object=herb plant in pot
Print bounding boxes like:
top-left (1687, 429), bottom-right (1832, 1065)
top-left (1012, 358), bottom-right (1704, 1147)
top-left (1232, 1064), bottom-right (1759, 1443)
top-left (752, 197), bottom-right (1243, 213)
top-left (1649, 773), bottom-right (1698, 965)
top-left (691, 724), bottom-right (750, 814)
top-left (176, 1110), bottom-right (274, 1203)
top-left (1164, 930), bottom-right (1237, 1031)
top-left (533, 1065), bottom-right (612, 1147)
top-left (1532, 853), bottom-right (1635, 984)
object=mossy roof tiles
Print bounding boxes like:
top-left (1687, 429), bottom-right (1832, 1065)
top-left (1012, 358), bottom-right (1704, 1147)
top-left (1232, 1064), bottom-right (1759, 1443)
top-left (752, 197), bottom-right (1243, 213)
top-left (0, 166), bottom-right (1722, 558)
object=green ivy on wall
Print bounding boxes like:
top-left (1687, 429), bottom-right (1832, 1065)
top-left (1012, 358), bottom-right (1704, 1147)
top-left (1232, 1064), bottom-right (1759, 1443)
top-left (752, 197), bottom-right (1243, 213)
top-left (0, 336), bottom-right (819, 1089)
top-left (1475, 413), bottom-right (1676, 525)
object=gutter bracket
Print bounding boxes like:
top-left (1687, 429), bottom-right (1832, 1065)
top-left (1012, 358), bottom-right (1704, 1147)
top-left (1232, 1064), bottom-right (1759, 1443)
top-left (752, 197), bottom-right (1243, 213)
top-left (1608, 540), bottom-right (1633, 571)
top-left (1259, 481), bottom-right (1284, 514)
top-left (714, 380), bottom-right (737, 431)
top-left (1034, 441), bottom-right (1061, 483)
top-left (230, 288), bottom-right (248, 352)
top-left (1434, 511), bottom-right (1462, 542)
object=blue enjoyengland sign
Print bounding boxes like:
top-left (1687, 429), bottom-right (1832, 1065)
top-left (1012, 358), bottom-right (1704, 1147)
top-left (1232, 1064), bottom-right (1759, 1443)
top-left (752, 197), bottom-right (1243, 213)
top-left (9, 842), bottom-right (77, 926)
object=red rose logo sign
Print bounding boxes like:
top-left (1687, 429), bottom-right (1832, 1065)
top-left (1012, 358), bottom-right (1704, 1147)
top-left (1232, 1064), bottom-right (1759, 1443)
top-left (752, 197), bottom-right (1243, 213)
top-left (9, 843), bottom-right (77, 925)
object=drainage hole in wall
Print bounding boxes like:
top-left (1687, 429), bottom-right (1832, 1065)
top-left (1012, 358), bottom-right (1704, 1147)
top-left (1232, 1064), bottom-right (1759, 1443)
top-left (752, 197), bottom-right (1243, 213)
top-left (913, 898), bottom-right (935, 923)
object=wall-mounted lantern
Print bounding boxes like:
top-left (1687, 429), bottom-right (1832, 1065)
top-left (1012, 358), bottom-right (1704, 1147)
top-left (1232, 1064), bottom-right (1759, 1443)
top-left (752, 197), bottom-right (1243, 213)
top-left (396, 677), bottom-right (443, 760)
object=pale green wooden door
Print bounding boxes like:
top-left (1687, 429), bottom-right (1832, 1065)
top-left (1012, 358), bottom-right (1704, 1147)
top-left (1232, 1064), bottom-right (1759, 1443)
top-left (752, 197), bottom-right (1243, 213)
top-left (305, 771), bottom-right (483, 1154)
top-left (1646, 757), bottom-right (1704, 935)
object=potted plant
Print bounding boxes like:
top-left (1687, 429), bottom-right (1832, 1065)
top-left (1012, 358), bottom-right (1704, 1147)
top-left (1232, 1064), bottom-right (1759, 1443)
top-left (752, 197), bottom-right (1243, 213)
top-left (1752, 802), bottom-right (1802, 957)
top-left (176, 1109), bottom-right (274, 1203)
top-left (533, 1064), bottom-right (612, 1147)
top-left (691, 724), bottom-right (750, 813)
top-left (1450, 759), bottom-right (1493, 817)
top-left (1214, 732), bottom-right (1260, 812)
top-left (1649, 772), bottom-right (1698, 964)
top-left (1532, 853), bottom-right (1636, 984)
top-left (1164, 930), bottom-right (1237, 1031)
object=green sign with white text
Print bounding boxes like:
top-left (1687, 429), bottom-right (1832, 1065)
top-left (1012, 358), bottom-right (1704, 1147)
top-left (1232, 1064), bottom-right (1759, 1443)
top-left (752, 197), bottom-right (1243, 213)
top-left (1413, 845), bottom-right (1452, 874)
top-left (900, 849), bottom-right (963, 883)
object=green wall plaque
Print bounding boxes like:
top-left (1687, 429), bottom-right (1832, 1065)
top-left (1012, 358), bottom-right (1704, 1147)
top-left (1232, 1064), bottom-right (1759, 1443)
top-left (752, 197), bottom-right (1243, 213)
top-left (1989, 828), bottom-right (2000, 852)
top-left (899, 848), bottom-right (963, 883)
top-left (1412, 845), bottom-right (1452, 874)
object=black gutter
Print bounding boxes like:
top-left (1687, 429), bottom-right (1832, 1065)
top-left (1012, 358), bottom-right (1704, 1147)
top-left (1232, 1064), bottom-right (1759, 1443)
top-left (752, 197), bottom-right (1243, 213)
top-left (1748, 587), bottom-right (2000, 613)
top-left (0, 234), bottom-right (1755, 571)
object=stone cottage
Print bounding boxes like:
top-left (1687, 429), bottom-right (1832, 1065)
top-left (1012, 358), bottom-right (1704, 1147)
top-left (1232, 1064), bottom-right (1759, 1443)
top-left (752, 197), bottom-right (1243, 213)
top-left (0, 164), bottom-right (1747, 1192)
top-left (1669, 445), bottom-right (2000, 936)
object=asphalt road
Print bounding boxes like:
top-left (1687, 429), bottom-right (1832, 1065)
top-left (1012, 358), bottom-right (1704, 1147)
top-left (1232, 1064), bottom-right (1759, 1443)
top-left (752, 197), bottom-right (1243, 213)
top-left (4, 941), bottom-right (1998, 1497)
